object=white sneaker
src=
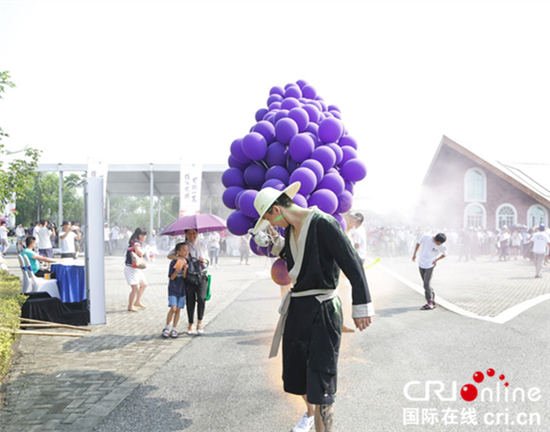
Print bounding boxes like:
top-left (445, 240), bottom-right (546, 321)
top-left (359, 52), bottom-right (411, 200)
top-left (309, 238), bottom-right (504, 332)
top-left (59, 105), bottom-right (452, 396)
top-left (292, 412), bottom-right (314, 432)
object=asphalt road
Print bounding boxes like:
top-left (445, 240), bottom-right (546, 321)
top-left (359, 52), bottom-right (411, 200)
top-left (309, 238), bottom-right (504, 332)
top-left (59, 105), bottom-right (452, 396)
top-left (93, 265), bottom-right (550, 432)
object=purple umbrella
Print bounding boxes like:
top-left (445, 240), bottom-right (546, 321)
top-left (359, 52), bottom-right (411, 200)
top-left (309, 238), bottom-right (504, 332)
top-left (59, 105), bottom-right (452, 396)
top-left (160, 214), bottom-right (227, 235)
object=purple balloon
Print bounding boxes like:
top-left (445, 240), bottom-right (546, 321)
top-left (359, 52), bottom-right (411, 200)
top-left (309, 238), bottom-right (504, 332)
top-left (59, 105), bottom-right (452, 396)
top-left (289, 133), bottom-right (315, 163)
top-left (329, 110), bottom-right (342, 120)
top-left (308, 100), bottom-right (322, 111)
top-left (296, 79), bottom-right (308, 89)
top-left (287, 157), bottom-right (299, 174)
top-left (324, 112), bottom-right (334, 118)
top-left (288, 108), bottom-right (309, 132)
top-left (255, 108), bottom-right (268, 122)
top-left (336, 190), bottom-right (353, 213)
top-left (230, 138), bottom-right (251, 164)
top-left (222, 186), bottom-right (244, 210)
top-left (327, 143), bottom-right (343, 165)
top-left (270, 86), bottom-right (284, 96)
top-left (227, 211), bottom-right (254, 236)
top-left (300, 159), bottom-right (324, 183)
top-left (332, 213), bottom-right (347, 231)
top-left (285, 86), bottom-right (302, 99)
top-left (328, 104), bottom-right (341, 113)
top-left (341, 158), bottom-right (367, 182)
top-left (344, 180), bottom-right (354, 194)
top-left (242, 132), bottom-right (267, 161)
top-left (311, 146), bottom-right (336, 172)
top-left (252, 121), bottom-right (276, 144)
top-left (237, 189), bottom-right (259, 218)
top-left (222, 168), bottom-right (246, 188)
top-left (302, 84), bottom-right (317, 100)
top-left (289, 167), bottom-right (317, 196)
top-left (340, 146), bottom-right (358, 166)
top-left (305, 122), bottom-right (319, 136)
top-left (285, 83), bottom-right (298, 90)
top-left (318, 118), bottom-right (344, 143)
top-left (267, 94), bottom-right (283, 106)
top-left (265, 142), bottom-right (288, 167)
top-left (275, 118), bottom-right (299, 144)
top-left (326, 168), bottom-right (339, 175)
top-left (249, 236), bottom-right (263, 256)
top-left (228, 155), bottom-right (248, 170)
top-left (293, 193), bottom-right (308, 208)
top-left (281, 97), bottom-right (301, 111)
top-left (308, 189), bottom-right (338, 214)
top-left (265, 165), bottom-right (290, 184)
top-left (338, 135), bottom-right (358, 149)
top-left (243, 164), bottom-right (266, 189)
top-left (262, 179), bottom-right (285, 190)
top-left (268, 101), bottom-right (282, 111)
top-left (317, 173), bottom-right (345, 196)
top-left (274, 109), bottom-right (289, 123)
top-left (303, 104), bottom-right (321, 123)
top-left (318, 100), bottom-right (328, 112)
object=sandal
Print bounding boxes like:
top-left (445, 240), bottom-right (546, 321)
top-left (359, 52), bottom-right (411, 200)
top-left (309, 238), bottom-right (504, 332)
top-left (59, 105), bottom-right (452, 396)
top-left (197, 324), bottom-right (204, 335)
top-left (162, 328), bottom-right (170, 338)
top-left (134, 303), bottom-right (147, 309)
top-left (187, 326), bottom-right (196, 335)
top-left (127, 307), bottom-right (138, 312)
top-left (170, 329), bottom-right (178, 338)
top-left (420, 304), bottom-right (434, 310)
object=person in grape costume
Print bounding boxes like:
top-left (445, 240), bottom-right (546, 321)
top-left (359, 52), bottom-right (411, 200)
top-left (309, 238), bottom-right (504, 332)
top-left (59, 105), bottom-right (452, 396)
top-left (252, 182), bottom-right (374, 432)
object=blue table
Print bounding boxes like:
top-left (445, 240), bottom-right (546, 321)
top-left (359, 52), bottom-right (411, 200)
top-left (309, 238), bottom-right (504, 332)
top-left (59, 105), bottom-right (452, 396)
top-left (51, 261), bottom-right (86, 303)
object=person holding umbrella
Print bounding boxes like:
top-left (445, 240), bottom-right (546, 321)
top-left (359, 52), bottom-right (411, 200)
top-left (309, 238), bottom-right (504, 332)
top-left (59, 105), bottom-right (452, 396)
top-left (164, 215), bottom-right (226, 335)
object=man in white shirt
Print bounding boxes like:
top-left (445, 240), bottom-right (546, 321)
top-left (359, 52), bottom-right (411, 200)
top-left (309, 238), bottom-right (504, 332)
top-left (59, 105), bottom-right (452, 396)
top-left (37, 219), bottom-right (56, 258)
top-left (412, 233), bottom-right (447, 310)
top-left (110, 223), bottom-right (121, 253)
top-left (531, 224), bottom-right (550, 278)
top-left (351, 213), bottom-right (367, 264)
top-left (15, 223), bottom-right (26, 252)
top-left (0, 221), bottom-right (9, 253)
top-left (59, 221), bottom-right (82, 259)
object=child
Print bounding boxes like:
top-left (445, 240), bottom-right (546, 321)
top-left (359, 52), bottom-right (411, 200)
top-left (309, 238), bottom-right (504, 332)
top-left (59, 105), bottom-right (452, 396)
top-left (163, 242), bottom-right (188, 338)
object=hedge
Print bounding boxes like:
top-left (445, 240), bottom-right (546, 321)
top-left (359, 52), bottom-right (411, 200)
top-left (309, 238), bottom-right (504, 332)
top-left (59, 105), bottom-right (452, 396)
top-left (0, 271), bottom-right (27, 375)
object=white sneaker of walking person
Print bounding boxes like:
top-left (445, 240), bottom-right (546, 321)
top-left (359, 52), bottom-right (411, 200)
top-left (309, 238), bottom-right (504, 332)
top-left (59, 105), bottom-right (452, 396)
top-left (292, 412), bottom-right (314, 432)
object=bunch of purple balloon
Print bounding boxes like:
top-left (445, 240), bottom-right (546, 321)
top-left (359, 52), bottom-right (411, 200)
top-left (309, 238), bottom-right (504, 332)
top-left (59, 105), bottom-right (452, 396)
top-left (223, 79), bottom-right (367, 247)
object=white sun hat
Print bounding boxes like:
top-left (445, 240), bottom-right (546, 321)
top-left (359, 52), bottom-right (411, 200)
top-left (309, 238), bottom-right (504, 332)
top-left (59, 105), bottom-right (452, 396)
top-left (250, 182), bottom-right (301, 234)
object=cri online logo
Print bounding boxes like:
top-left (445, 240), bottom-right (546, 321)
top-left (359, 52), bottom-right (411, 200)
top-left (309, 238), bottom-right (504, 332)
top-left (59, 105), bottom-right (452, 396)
top-left (404, 368), bottom-right (541, 403)
top-left (462, 368), bottom-right (506, 402)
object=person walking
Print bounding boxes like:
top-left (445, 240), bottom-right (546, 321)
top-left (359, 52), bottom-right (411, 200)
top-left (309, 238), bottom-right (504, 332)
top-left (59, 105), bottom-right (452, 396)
top-left (252, 182), bottom-right (374, 432)
top-left (124, 228), bottom-right (148, 312)
top-left (412, 233), bottom-right (447, 310)
top-left (0, 221), bottom-right (9, 254)
top-left (530, 224), bottom-right (550, 278)
top-left (207, 231), bottom-right (220, 268)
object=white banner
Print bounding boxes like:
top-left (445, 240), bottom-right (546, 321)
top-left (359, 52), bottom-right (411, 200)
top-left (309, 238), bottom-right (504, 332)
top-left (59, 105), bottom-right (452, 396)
top-left (179, 163), bottom-right (202, 217)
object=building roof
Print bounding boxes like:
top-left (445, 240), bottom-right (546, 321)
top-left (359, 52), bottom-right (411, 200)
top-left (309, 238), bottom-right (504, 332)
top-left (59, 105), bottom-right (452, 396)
top-left (36, 163), bottom-right (226, 196)
top-left (423, 135), bottom-right (550, 208)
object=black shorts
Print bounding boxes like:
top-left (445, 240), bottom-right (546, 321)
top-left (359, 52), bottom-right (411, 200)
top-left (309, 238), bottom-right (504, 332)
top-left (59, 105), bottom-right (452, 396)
top-left (282, 295), bottom-right (342, 405)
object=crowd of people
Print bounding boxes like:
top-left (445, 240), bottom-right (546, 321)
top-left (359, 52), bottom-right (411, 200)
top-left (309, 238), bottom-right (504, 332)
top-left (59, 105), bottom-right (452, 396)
top-left (362, 224), bottom-right (549, 266)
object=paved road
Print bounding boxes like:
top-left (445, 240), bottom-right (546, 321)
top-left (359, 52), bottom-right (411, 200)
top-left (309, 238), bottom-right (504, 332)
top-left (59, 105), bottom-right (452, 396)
top-left (1, 253), bottom-right (549, 431)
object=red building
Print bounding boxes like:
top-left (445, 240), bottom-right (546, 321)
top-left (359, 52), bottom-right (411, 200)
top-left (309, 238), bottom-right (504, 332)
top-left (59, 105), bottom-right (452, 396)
top-left (419, 136), bottom-right (549, 230)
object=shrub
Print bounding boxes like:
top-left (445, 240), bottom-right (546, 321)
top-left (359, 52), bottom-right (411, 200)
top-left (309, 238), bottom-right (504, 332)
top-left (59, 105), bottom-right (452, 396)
top-left (0, 271), bottom-right (27, 375)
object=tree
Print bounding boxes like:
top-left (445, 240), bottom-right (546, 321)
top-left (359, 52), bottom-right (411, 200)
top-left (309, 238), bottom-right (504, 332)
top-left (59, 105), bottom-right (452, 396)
top-left (16, 173), bottom-right (85, 226)
top-left (0, 71), bottom-right (41, 210)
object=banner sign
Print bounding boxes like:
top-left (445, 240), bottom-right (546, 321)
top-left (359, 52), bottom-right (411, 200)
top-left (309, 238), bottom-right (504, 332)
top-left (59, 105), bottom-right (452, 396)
top-left (179, 163), bottom-right (202, 217)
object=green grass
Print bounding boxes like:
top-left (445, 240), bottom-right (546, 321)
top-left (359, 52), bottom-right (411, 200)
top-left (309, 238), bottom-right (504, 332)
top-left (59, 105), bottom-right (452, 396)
top-left (0, 271), bottom-right (27, 376)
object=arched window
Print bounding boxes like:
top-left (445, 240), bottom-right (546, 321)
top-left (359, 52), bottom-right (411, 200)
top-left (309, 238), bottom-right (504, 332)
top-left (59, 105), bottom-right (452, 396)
top-left (464, 203), bottom-right (486, 229)
top-left (464, 168), bottom-right (486, 202)
top-left (496, 204), bottom-right (517, 229)
top-left (527, 205), bottom-right (548, 228)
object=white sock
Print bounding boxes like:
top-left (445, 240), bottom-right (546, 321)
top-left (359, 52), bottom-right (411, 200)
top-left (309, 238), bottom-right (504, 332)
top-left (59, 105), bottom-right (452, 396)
top-left (164, 325), bottom-right (170, 330)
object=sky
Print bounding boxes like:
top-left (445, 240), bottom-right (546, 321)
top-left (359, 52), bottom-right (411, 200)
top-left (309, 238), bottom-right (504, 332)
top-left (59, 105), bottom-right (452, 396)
top-left (1, 0), bottom-right (549, 214)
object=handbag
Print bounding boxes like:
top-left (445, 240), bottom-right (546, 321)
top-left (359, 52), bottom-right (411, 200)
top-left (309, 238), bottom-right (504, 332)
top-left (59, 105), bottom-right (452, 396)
top-left (131, 244), bottom-right (147, 269)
